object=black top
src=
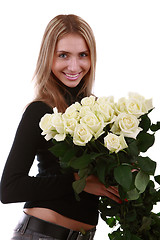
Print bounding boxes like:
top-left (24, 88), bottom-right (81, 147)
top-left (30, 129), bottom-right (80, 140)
top-left (0, 85), bottom-right (99, 225)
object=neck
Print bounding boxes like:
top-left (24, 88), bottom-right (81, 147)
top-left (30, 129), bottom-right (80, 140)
top-left (59, 80), bottom-right (85, 105)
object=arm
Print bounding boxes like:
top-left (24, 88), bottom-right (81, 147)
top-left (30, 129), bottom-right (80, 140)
top-left (0, 102), bottom-right (74, 204)
top-left (74, 173), bottom-right (122, 204)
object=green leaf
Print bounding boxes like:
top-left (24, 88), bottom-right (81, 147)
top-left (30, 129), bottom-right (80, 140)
top-left (137, 132), bottom-right (155, 152)
top-left (127, 188), bottom-right (140, 200)
top-left (78, 168), bottom-right (90, 178)
top-left (139, 113), bottom-right (151, 132)
top-left (155, 175), bottom-right (160, 185)
top-left (50, 141), bottom-right (69, 157)
top-left (131, 235), bottom-right (142, 240)
top-left (61, 148), bottom-right (77, 163)
top-left (96, 160), bottom-right (107, 184)
top-left (106, 217), bottom-right (117, 228)
top-left (123, 229), bottom-right (132, 239)
top-left (150, 121), bottom-right (160, 132)
top-left (114, 165), bottom-right (132, 190)
top-left (135, 171), bottom-right (149, 193)
top-left (69, 154), bottom-right (93, 169)
top-left (72, 178), bottom-right (86, 194)
top-left (125, 210), bottom-right (137, 222)
top-left (137, 156), bottom-right (156, 175)
top-left (139, 216), bottom-right (152, 232)
top-left (118, 185), bottom-right (128, 200)
top-left (108, 231), bottom-right (122, 240)
top-left (127, 139), bottom-right (139, 156)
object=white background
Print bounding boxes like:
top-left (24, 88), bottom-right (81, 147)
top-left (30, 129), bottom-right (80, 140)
top-left (0, 0), bottom-right (160, 239)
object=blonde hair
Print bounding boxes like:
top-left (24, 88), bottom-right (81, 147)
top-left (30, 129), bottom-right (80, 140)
top-left (33, 14), bottom-right (96, 112)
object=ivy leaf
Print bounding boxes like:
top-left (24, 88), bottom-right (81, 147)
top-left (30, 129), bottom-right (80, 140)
top-left (135, 171), bottom-right (149, 193)
top-left (137, 156), bottom-right (156, 175)
top-left (114, 165), bottom-right (132, 190)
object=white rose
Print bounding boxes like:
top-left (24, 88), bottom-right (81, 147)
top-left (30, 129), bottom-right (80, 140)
top-left (93, 102), bottom-right (116, 125)
top-left (126, 98), bottom-right (144, 117)
top-left (39, 113), bottom-right (54, 134)
top-left (63, 117), bottom-right (78, 136)
top-left (81, 95), bottom-right (96, 106)
top-left (80, 112), bottom-right (105, 139)
top-left (111, 113), bottom-right (142, 139)
top-left (51, 112), bottom-right (65, 134)
top-left (115, 97), bottom-right (127, 114)
top-left (39, 114), bottom-right (57, 140)
top-left (73, 123), bottom-right (92, 146)
top-left (79, 106), bottom-right (92, 118)
top-left (128, 92), bottom-right (153, 114)
top-left (97, 96), bottom-right (114, 104)
top-left (104, 133), bottom-right (128, 153)
top-left (63, 104), bottom-right (80, 120)
top-left (145, 98), bottom-right (153, 112)
top-left (71, 102), bottom-right (82, 111)
top-left (50, 111), bottom-right (66, 142)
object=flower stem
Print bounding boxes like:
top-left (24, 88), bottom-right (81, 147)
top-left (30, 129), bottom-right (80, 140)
top-left (116, 153), bottom-right (120, 165)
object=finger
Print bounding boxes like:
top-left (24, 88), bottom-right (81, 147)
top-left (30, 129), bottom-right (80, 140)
top-left (106, 186), bottom-right (120, 197)
top-left (104, 191), bottom-right (122, 204)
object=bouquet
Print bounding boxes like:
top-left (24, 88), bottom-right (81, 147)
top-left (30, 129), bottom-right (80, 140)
top-left (40, 93), bottom-right (160, 239)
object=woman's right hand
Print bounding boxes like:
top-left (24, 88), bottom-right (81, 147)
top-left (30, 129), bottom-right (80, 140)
top-left (74, 173), bottom-right (122, 204)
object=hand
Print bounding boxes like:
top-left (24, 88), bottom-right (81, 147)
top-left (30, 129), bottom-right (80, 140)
top-left (74, 173), bottom-right (122, 204)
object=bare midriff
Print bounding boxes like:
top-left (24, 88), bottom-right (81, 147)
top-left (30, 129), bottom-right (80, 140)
top-left (24, 208), bottom-right (95, 231)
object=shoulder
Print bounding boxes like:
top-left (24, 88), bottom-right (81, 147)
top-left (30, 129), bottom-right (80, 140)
top-left (22, 101), bottom-right (53, 123)
top-left (25, 101), bottom-right (52, 114)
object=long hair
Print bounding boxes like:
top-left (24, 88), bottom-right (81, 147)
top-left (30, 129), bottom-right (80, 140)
top-left (33, 14), bottom-right (96, 112)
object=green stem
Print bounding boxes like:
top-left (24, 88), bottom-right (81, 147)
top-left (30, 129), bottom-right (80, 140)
top-left (116, 153), bottom-right (120, 165)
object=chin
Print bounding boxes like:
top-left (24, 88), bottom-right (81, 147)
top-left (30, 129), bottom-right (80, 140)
top-left (63, 80), bottom-right (82, 88)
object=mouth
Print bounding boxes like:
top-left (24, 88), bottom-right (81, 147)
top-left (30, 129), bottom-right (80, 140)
top-left (63, 72), bottom-right (81, 80)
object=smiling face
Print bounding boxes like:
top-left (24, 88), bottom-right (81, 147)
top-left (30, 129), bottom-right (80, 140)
top-left (52, 33), bottom-right (91, 88)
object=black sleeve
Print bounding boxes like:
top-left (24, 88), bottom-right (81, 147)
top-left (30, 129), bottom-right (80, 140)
top-left (0, 101), bottom-right (75, 204)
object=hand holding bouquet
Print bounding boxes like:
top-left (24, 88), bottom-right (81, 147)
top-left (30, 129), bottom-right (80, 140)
top-left (40, 93), bottom-right (160, 239)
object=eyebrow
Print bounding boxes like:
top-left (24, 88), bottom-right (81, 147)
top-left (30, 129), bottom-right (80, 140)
top-left (56, 50), bottom-right (89, 54)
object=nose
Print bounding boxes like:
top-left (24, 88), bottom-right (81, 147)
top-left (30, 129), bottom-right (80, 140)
top-left (67, 57), bottom-right (80, 72)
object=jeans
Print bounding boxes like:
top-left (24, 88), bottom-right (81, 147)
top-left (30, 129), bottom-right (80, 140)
top-left (11, 228), bottom-right (58, 240)
top-left (10, 213), bottom-right (95, 240)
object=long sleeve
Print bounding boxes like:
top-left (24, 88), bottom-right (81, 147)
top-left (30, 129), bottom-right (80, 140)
top-left (0, 101), bottom-right (75, 204)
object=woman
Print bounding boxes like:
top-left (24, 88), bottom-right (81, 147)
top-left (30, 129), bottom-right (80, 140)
top-left (0, 14), bottom-right (121, 240)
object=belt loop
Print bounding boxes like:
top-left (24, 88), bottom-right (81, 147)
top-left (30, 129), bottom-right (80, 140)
top-left (66, 229), bottom-right (75, 240)
top-left (76, 232), bottom-right (84, 240)
top-left (20, 214), bottom-right (30, 235)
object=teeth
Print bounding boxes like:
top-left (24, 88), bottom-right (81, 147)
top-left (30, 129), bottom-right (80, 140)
top-left (65, 73), bottom-right (79, 78)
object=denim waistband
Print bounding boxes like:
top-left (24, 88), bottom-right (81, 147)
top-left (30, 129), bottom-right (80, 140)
top-left (15, 212), bottom-right (96, 240)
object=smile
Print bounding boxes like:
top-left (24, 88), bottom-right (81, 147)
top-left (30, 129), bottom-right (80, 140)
top-left (64, 73), bottom-right (81, 80)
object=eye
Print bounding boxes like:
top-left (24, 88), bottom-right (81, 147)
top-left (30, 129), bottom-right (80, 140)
top-left (59, 53), bottom-right (67, 58)
top-left (80, 52), bottom-right (88, 57)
